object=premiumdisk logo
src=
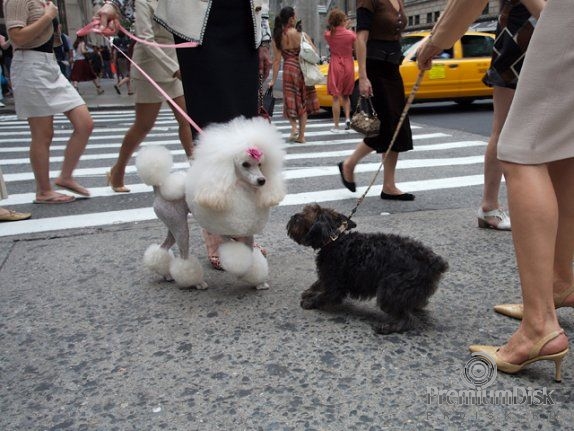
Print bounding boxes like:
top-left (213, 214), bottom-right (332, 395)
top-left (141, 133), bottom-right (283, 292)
top-left (426, 352), bottom-right (555, 406)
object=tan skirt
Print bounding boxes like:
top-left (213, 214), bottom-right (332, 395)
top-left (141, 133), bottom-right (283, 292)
top-left (498, 0), bottom-right (574, 164)
top-left (0, 166), bottom-right (8, 200)
top-left (11, 50), bottom-right (85, 120)
top-left (132, 77), bottom-right (184, 104)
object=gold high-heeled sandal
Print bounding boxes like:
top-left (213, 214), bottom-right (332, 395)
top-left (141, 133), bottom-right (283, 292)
top-left (494, 285), bottom-right (574, 320)
top-left (469, 330), bottom-right (569, 382)
top-left (106, 171), bottom-right (130, 193)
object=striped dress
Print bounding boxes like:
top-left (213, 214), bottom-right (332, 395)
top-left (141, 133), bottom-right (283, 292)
top-left (281, 48), bottom-right (319, 119)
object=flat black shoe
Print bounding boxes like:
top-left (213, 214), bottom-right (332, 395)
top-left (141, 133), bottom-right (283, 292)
top-left (380, 191), bottom-right (415, 201)
top-left (338, 162), bottom-right (356, 192)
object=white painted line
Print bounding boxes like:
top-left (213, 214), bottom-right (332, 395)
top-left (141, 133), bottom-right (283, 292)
top-left (0, 174), bottom-right (487, 237)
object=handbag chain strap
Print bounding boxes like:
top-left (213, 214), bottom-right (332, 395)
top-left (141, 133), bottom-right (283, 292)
top-left (346, 69), bottom-right (425, 221)
top-left (355, 96), bottom-right (378, 118)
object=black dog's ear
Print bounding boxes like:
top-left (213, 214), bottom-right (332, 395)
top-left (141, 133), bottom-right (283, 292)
top-left (303, 216), bottom-right (332, 249)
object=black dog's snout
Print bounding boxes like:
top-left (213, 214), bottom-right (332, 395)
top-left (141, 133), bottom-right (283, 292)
top-left (257, 178), bottom-right (266, 186)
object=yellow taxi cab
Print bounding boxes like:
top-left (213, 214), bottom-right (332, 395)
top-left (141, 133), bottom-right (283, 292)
top-left (315, 31), bottom-right (495, 109)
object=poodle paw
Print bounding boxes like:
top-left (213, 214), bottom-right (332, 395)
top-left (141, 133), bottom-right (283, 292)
top-left (255, 282), bottom-right (269, 290)
top-left (195, 281), bottom-right (209, 290)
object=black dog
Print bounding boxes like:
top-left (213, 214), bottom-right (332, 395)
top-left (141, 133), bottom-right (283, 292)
top-left (286, 204), bottom-right (448, 334)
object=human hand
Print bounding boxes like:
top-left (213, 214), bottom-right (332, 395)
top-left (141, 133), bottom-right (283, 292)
top-left (44, 1), bottom-right (58, 20)
top-left (359, 77), bottom-right (373, 98)
top-left (94, 3), bottom-right (119, 34)
top-left (258, 44), bottom-right (272, 81)
top-left (416, 38), bottom-right (442, 71)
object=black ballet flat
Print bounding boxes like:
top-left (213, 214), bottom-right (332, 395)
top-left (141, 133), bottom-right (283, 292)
top-left (380, 191), bottom-right (415, 201)
top-left (337, 162), bottom-right (356, 192)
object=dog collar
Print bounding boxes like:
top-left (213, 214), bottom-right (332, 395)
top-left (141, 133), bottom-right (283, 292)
top-left (321, 221), bottom-right (349, 249)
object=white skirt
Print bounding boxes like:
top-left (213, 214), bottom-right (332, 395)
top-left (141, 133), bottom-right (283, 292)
top-left (11, 50), bottom-right (85, 120)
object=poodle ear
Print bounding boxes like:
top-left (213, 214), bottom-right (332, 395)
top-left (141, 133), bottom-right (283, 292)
top-left (257, 177), bottom-right (286, 208)
top-left (194, 184), bottom-right (232, 211)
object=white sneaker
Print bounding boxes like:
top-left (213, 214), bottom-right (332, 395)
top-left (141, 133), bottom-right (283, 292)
top-left (477, 207), bottom-right (511, 230)
top-left (0, 101), bottom-right (5, 108)
top-left (330, 128), bottom-right (341, 134)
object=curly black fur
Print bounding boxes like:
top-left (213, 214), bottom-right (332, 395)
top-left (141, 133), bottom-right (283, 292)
top-left (287, 204), bottom-right (449, 334)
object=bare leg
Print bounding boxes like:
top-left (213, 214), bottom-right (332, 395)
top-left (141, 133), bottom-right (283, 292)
top-left (28, 116), bottom-right (55, 198)
top-left (287, 118), bottom-right (298, 140)
top-left (496, 161), bottom-right (569, 364)
top-left (168, 95), bottom-right (193, 158)
top-left (202, 228), bottom-right (224, 269)
top-left (296, 113), bottom-right (307, 143)
top-left (381, 151), bottom-right (406, 195)
top-left (342, 95), bottom-right (351, 126)
top-left (549, 159), bottom-right (574, 304)
top-left (54, 105), bottom-right (94, 196)
top-left (341, 140), bottom-right (373, 183)
top-left (110, 102), bottom-right (161, 189)
top-left (481, 87), bottom-right (514, 212)
top-left (331, 95), bottom-right (341, 129)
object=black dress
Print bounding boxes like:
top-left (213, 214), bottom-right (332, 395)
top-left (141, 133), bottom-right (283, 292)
top-left (483, 0), bottom-right (533, 89)
top-left (174, 0), bottom-right (259, 136)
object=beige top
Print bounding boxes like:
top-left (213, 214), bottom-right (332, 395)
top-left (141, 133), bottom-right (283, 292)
top-left (130, 0), bottom-right (179, 82)
top-left (3, 0), bottom-right (54, 50)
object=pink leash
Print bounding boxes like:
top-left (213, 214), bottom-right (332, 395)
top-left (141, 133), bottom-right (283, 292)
top-left (77, 19), bottom-right (203, 134)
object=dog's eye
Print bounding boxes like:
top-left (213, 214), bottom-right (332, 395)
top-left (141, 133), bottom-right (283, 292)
top-left (242, 162), bottom-right (250, 168)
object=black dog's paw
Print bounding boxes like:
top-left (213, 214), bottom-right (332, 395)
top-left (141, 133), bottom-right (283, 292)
top-left (300, 295), bottom-right (320, 309)
top-left (373, 316), bottom-right (415, 335)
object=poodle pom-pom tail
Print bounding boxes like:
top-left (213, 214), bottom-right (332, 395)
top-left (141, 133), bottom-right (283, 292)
top-left (219, 242), bottom-right (253, 275)
top-left (143, 244), bottom-right (173, 277)
top-left (160, 171), bottom-right (187, 201)
top-left (136, 146), bottom-right (173, 186)
top-left (170, 256), bottom-right (206, 288)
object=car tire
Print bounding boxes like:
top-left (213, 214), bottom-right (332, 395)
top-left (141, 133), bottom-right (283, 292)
top-left (455, 98), bottom-right (475, 106)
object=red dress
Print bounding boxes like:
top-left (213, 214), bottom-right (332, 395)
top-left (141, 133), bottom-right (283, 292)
top-left (281, 47), bottom-right (320, 119)
top-left (324, 27), bottom-right (356, 96)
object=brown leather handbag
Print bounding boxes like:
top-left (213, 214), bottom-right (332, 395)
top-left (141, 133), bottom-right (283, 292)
top-left (350, 97), bottom-right (380, 137)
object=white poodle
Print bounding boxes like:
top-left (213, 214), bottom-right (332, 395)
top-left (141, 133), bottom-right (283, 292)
top-left (137, 116), bottom-right (286, 290)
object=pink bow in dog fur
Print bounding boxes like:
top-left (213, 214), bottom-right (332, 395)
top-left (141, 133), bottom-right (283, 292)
top-left (247, 147), bottom-right (263, 162)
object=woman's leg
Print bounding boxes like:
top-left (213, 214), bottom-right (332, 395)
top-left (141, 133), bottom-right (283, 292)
top-left (342, 95), bottom-right (351, 127)
top-left (341, 140), bottom-right (373, 183)
top-left (55, 105), bottom-right (94, 195)
top-left (549, 158), bottom-right (574, 304)
top-left (168, 95), bottom-right (193, 158)
top-left (382, 151), bottom-right (406, 195)
top-left (297, 113), bottom-right (308, 142)
top-left (480, 86), bottom-right (514, 214)
top-left (331, 95), bottom-right (341, 129)
top-left (496, 161), bottom-right (568, 364)
top-left (110, 102), bottom-right (161, 189)
top-left (28, 116), bottom-right (59, 199)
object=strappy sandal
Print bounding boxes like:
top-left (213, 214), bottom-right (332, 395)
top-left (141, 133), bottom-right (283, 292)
top-left (208, 256), bottom-right (223, 271)
top-left (469, 330), bottom-right (569, 382)
top-left (494, 285), bottom-right (574, 320)
top-left (253, 242), bottom-right (267, 257)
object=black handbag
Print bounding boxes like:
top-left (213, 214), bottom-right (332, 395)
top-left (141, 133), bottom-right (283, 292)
top-left (262, 87), bottom-right (275, 118)
top-left (350, 97), bottom-right (380, 137)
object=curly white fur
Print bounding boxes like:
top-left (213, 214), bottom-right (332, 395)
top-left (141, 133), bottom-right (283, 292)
top-left (136, 146), bottom-right (173, 186)
top-left (186, 116), bottom-right (286, 236)
top-left (160, 171), bottom-right (187, 201)
top-left (170, 256), bottom-right (207, 289)
top-left (143, 244), bottom-right (173, 279)
top-left (136, 116), bottom-right (286, 290)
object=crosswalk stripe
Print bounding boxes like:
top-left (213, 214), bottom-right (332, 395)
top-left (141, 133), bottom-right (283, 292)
top-left (0, 107), bottom-right (490, 237)
top-left (0, 174), bottom-right (487, 237)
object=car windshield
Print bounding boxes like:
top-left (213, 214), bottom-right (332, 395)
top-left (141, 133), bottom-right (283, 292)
top-left (401, 35), bottom-right (425, 54)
